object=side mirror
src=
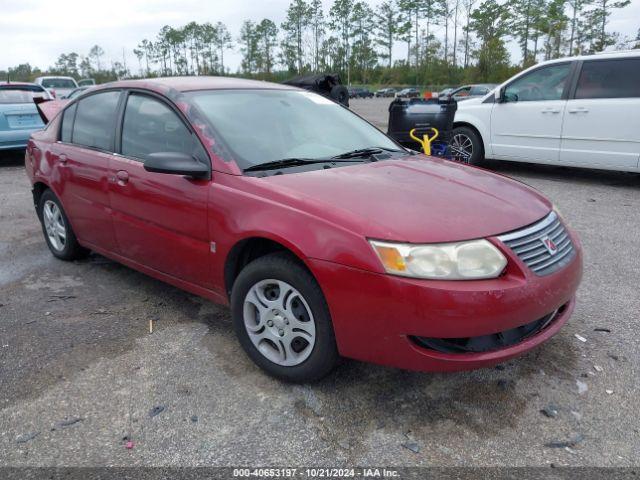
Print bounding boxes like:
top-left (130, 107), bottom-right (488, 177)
top-left (144, 152), bottom-right (209, 179)
top-left (497, 87), bottom-right (518, 103)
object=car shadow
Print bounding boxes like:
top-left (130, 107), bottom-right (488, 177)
top-left (484, 159), bottom-right (640, 188)
top-left (0, 150), bottom-right (26, 167)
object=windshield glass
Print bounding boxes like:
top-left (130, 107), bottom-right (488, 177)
top-left (41, 78), bottom-right (77, 89)
top-left (187, 89), bottom-right (400, 169)
top-left (0, 86), bottom-right (47, 104)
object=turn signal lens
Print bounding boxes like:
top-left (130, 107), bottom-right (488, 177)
top-left (372, 245), bottom-right (407, 272)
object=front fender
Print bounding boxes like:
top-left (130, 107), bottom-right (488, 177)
top-left (207, 175), bottom-right (386, 297)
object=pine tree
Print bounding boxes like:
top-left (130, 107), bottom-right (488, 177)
top-left (282, 0), bottom-right (312, 74)
top-left (375, 1), bottom-right (402, 68)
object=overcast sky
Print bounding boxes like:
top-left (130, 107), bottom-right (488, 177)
top-left (1, 0), bottom-right (639, 73)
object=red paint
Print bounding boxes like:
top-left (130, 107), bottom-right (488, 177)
top-left (25, 77), bottom-right (583, 372)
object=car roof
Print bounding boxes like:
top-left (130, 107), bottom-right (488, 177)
top-left (538, 49), bottom-right (640, 66)
top-left (0, 81), bottom-right (43, 88)
top-left (93, 76), bottom-right (299, 94)
top-left (35, 76), bottom-right (76, 80)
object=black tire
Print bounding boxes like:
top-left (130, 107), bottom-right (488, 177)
top-left (37, 189), bottom-right (89, 260)
top-left (450, 126), bottom-right (484, 165)
top-left (329, 85), bottom-right (349, 107)
top-left (231, 252), bottom-right (339, 382)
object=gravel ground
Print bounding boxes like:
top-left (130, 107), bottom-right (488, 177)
top-left (0, 98), bottom-right (638, 467)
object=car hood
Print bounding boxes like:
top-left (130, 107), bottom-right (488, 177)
top-left (456, 97), bottom-right (483, 108)
top-left (258, 156), bottom-right (551, 243)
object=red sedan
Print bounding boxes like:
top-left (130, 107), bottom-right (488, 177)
top-left (25, 77), bottom-right (582, 382)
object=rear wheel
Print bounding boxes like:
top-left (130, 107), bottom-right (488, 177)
top-left (38, 189), bottom-right (88, 260)
top-left (231, 252), bottom-right (339, 382)
top-left (450, 126), bottom-right (484, 165)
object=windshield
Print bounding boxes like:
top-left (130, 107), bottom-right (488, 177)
top-left (41, 78), bottom-right (77, 89)
top-left (0, 86), bottom-right (47, 104)
top-left (187, 89), bottom-right (400, 169)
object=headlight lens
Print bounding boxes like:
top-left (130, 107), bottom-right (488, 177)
top-left (369, 239), bottom-right (507, 280)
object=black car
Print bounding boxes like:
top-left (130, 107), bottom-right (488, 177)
top-left (396, 88), bottom-right (421, 98)
top-left (375, 88), bottom-right (397, 98)
top-left (348, 87), bottom-right (374, 99)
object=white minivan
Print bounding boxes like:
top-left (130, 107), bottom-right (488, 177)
top-left (451, 50), bottom-right (640, 172)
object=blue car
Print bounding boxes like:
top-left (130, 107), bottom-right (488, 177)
top-left (0, 82), bottom-right (50, 151)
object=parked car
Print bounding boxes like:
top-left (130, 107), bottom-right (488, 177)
top-left (375, 88), bottom-right (397, 98)
top-left (34, 76), bottom-right (79, 99)
top-left (282, 74), bottom-right (349, 107)
top-left (449, 84), bottom-right (497, 102)
top-left (78, 78), bottom-right (96, 87)
top-left (0, 82), bottom-right (50, 151)
top-left (439, 87), bottom-right (455, 97)
top-left (26, 77), bottom-right (582, 381)
top-left (396, 88), bottom-right (421, 98)
top-left (452, 50), bottom-right (640, 171)
top-left (348, 87), bottom-right (374, 99)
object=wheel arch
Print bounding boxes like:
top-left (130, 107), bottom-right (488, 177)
top-left (32, 181), bottom-right (51, 211)
top-left (452, 121), bottom-right (486, 157)
top-left (224, 236), bottom-right (313, 298)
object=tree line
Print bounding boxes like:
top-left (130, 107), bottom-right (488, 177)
top-left (1, 0), bottom-right (636, 88)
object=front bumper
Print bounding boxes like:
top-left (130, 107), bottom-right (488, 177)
top-left (308, 232), bottom-right (582, 372)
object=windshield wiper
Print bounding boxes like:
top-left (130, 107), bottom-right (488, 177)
top-left (331, 146), bottom-right (407, 159)
top-left (243, 157), bottom-right (365, 172)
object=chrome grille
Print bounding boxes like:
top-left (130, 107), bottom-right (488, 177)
top-left (498, 212), bottom-right (575, 276)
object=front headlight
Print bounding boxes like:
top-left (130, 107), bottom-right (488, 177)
top-left (369, 239), bottom-right (507, 280)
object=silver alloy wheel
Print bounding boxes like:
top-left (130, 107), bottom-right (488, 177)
top-left (43, 200), bottom-right (66, 252)
top-left (450, 133), bottom-right (474, 163)
top-left (243, 279), bottom-right (316, 367)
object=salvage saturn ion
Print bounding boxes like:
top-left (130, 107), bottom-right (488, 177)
top-left (25, 77), bottom-right (583, 382)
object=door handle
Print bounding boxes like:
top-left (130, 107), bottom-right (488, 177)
top-left (59, 154), bottom-right (67, 163)
top-left (568, 108), bottom-right (589, 114)
top-left (116, 170), bottom-right (129, 185)
top-left (541, 108), bottom-right (561, 114)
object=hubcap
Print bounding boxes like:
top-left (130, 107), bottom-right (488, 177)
top-left (450, 133), bottom-right (474, 163)
top-left (243, 279), bottom-right (316, 367)
top-left (43, 200), bottom-right (66, 252)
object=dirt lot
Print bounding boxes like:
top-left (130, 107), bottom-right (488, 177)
top-left (0, 97), bottom-right (639, 467)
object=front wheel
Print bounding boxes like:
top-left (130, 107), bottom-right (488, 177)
top-left (231, 253), bottom-right (339, 382)
top-left (450, 126), bottom-right (484, 165)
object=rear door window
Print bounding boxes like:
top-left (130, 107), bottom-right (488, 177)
top-left (60, 103), bottom-right (77, 143)
top-left (120, 94), bottom-right (193, 162)
top-left (575, 58), bottom-right (640, 99)
top-left (72, 91), bottom-right (121, 151)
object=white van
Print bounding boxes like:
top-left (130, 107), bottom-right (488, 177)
top-left (451, 50), bottom-right (640, 172)
top-left (34, 76), bottom-right (79, 100)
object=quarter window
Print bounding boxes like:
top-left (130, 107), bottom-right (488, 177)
top-left (60, 103), bottom-right (77, 143)
top-left (72, 91), bottom-right (120, 151)
top-left (575, 59), bottom-right (640, 99)
top-left (504, 63), bottom-right (571, 102)
top-left (121, 94), bottom-right (192, 161)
